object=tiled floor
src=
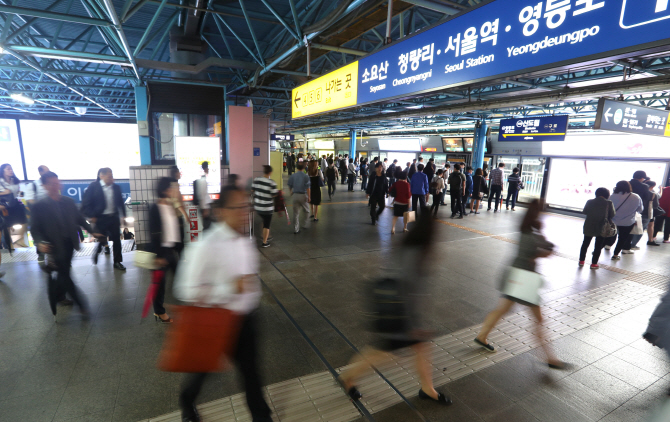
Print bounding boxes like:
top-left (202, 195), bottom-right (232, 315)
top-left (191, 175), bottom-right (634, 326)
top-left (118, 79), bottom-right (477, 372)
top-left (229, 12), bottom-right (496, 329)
top-left (1, 183), bottom-right (670, 422)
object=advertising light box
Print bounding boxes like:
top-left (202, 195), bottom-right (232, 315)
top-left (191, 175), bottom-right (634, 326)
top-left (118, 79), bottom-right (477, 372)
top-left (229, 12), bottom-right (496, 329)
top-left (546, 158), bottom-right (667, 210)
top-left (293, 0), bottom-right (670, 118)
top-left (498, 115), bottom-right (568, 141)
top-left (175, 136), bottom-right (221, 196)
top-left (442, 137), bottom-right (464, 152)
top-left (378, 138), bottom-right (422, 151)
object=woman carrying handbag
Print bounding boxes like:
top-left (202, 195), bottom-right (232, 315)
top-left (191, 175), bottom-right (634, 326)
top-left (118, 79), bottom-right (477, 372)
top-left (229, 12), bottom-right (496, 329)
top-left (578, 188), bottom-right (616, 269)
top-left (606, 181), bottom-right (644, 260)
top-left (0, 163), bottom-right (28, 251)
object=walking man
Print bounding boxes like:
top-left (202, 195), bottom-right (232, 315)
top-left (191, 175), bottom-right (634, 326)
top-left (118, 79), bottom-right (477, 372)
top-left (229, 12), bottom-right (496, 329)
top-left (448, 164), bottom-right (466, 219)
top-left (82, 167), bottom-right (126, 270)
top-left (340, 155), bottom-right (349, 185)
top-left (488, 162), bottom-right (505, 212)
top-left (388, 159), bottom-right (398, 186)
top-left (410, 163), bottom-right (430, 214)
top-left (194, 161), bottom-right (213, 230)
top-left (33, 171), bottom-right (102, 319)
top-left (288, 162), bottom-right (311, 234)
top-left (251, 165), bottom-right (278, 248)
top-left (367, 163), bottom-right (388, 225)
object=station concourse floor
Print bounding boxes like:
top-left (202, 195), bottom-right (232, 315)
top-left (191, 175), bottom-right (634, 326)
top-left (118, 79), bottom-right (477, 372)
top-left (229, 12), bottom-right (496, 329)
top-left (2, 179), bottom-right (670, 422)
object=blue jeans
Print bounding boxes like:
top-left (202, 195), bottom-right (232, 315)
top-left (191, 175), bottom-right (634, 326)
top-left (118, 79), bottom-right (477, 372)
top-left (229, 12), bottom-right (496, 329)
top-left (631, 216), bottom-right (650, 247)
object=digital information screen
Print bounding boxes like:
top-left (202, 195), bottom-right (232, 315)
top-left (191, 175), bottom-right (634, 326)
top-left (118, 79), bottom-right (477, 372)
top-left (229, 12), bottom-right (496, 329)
top-left (442, 137), bottom-right (465, 152)
top-left (175, 136), bottom-right (222, 196)
top-left (293, 0), bottom-right (670, 118)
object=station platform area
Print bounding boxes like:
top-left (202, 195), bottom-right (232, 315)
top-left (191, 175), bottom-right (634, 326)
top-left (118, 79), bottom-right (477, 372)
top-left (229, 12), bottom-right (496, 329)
top-left (1, 187), bottom-right (670, 422)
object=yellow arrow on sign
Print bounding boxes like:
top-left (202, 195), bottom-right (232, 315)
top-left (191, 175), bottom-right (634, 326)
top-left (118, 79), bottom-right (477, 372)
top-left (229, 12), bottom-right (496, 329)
top-left (502, 133), bottom-right (566, 138)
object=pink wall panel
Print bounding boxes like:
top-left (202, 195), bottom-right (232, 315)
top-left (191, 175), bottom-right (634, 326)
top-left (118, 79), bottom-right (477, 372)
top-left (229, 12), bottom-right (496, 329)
top-left (227, 105), bottom-right (254, 186)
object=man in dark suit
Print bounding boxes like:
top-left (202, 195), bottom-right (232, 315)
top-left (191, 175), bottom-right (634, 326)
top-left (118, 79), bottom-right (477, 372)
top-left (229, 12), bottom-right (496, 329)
top-left (82, 167), bottom-right (127, 270)
top-left (32, 172), bottom-right (102, 319)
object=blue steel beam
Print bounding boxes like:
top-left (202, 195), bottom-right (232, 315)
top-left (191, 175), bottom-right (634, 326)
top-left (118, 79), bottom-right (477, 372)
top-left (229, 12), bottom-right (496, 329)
top-left (7, 45), bottom-right (130, 64)
top-left (288, 0), bottom-right (302, 39)
top-left (132, 0), bottom-right (167, 57)
top-left (134, 10), bottom-right (177, 57)
top-left (214, 14), bottom-right (263, 66)
top-left (259, 0), bottom-right (299, 40)
top-left (102, 0), bottom-right (142, 80)
top-left (0, 4), bottom-right (112, 26)
top-left (238, 0), bottom-right (264, 65)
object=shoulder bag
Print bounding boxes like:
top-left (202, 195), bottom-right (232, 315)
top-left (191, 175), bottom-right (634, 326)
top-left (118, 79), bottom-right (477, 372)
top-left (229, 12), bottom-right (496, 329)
top-left (600, 201), bottom-right (617, 238)
top-left (501, 267), bottom-right (544, 306)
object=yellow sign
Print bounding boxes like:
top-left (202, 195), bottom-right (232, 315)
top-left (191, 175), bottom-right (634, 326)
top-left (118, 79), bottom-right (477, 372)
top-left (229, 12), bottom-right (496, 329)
top-left (292, 62), bottom-right (358, 119)
top-left (665, 114), bottom-right (670, 137)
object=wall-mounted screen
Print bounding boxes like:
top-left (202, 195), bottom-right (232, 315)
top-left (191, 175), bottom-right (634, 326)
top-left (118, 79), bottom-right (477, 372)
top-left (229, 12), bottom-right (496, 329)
top-left (546, 158), bottom-right (667, 210)
top-left (313, 140), bottom-right (334, 150)
top-left (543, 132), bottom-right (670, 159)
top-left (21, 120), bottom-right (139, 180)
top-left (175, 136), bottom-right (222, 195)
top-left (378, 138), bottom-right (422, 152)
top-left (442, 137), bottom-right (464, 152)
top-left (0, 119), bottom-right (25, 180)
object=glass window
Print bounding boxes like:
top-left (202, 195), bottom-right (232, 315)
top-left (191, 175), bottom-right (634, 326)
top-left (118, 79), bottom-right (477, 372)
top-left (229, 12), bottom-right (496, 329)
top-left (0, 119), bottom-right (25, 180)
top-left (433, 153), bottom-right (447, 167)
top-left (519, 157), bottom-right (547, 202)
top-left (387, 152), bottom-right (416, 168)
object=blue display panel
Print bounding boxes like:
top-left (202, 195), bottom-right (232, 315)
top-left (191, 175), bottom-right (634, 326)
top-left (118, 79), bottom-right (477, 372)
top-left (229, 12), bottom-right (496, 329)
top-left (357, 0), bottom-right (670, 105)
top-left (498, 115), bottom-right (569, 141)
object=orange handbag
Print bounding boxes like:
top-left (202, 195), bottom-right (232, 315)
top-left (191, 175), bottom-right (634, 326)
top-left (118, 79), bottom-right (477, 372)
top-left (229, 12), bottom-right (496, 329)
top-left (158, 305), bottom-right (242, 373)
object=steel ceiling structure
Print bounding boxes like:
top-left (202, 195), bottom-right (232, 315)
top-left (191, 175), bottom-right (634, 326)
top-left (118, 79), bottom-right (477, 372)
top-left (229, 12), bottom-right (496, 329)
top-left (1, 0), bottom-right (669, 137)
top-left (0, 0), bottom-right (466, 121)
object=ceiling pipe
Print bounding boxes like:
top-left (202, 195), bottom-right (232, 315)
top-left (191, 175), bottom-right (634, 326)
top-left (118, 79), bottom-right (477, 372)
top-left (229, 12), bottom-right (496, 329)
top-left (101, 0), bottom-right (143, 81)
top-left (0, 4), bottom-right (112, 26)
top-left (310, 43), bottom-right (367, 56)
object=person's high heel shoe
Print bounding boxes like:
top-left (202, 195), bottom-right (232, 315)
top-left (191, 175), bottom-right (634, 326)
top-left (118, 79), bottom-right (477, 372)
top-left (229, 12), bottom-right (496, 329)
top-left (154, 313), bottom-right (173, 323)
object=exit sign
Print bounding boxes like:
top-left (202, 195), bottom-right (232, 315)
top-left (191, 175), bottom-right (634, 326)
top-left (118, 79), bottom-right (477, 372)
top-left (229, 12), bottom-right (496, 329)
top-left (424, 148), bottom-right (437, 152)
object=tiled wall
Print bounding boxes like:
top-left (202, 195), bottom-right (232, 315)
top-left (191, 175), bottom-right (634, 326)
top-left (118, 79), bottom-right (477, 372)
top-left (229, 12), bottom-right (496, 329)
top-left (129, 165), bottom-right (173, 245)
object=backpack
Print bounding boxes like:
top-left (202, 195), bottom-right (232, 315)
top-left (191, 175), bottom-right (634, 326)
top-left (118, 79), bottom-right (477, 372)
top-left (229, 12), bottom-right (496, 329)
top-left (369, 278), bottom-right (408, 334)
top-left (326, 167), bottom-right (335, 180)
top-left (192, 179), bottom-right (200, 206)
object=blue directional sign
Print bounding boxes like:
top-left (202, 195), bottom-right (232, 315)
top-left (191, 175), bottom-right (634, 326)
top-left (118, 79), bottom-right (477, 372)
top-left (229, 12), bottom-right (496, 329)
top-left (498, 116), bottom-right (569, 142)
top-left (294, 0), bottom-right (670, 118)
top-left (358, 0), bottom-right (670, 105)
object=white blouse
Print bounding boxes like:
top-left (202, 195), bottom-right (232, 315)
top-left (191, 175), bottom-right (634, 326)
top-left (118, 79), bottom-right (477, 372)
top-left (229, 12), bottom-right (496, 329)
top-left (157, 203), bottom-right (180, 247)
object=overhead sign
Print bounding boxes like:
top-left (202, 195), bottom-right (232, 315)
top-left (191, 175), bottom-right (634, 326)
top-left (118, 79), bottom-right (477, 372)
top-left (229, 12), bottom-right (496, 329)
top-left (292, 0), bottom-right (670, 118)
top-left (270, 134), bottom-right (294, 141)
top-left (498, 115), bottom-right (568, 141)
top-left (291, 62), bottom-right (358, 119)
top-left (594, 98), bottom-right (670, 137)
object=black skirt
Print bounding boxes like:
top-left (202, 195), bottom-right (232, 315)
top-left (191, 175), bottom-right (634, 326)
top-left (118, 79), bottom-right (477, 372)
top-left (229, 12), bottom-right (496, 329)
top-left (393, 204), bottom-right (409, 217)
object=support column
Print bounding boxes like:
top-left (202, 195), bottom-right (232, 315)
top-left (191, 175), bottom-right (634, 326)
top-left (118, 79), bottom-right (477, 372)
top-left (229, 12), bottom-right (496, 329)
top-left (472, 122), bottom-right (488, 171)
top-left (349, 129), bottom-right (357, 159)
top-left (134, 85), bottom-right (152, 165)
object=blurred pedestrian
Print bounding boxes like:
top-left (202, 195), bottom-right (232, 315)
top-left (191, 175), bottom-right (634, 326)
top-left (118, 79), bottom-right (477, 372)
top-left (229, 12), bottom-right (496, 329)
top-left (360, 159), bottom-right (368, 191)
top-left (32, 171), bottom-right (102, 320)
top-left (337, 213), bottom-right (452, 406)
top-left (430, 169), bottom-right (445, 217)
top-left (340, 155), bottom-right (348, 185)
top-left (308, 160), bottom-right (322, 221)
top-left (174, 185), bottom-right (272, 422)
top-left (579, 188), bottom-right (615, 269)
top-left (463, 166), bottom-right (473, 211)
top-left (149, 177), bottom-right (183, 323)
top-left (367, 163), bottom-right (388, 225)
top-left (326, 158), bottom-right (338, 199)
top-left (607, 181), bottom-right (643, 260)
top-left (81, 167), bottom-right (126, 270)
top-left (287, 162), bottom-right (311, 234)
top-left (408, 159), bottom-right (417, 180)
top-left (470, 168), bottom-right (488, 214)
top-left (390, 171), bottom-right (411, 234)
top-left (193, 161), bottom-right (213, 231)
top-left (474, 200), bottom-right (566, 369)
top-left (410, 164), bottom-right (429, 214)
top-left (0, 163), bottom-right (28, 252)
top-left (655, 185), bottom-right (670, 243)
top-left (251, 165), bottom-right (278, 248)
top-left (122, 228), bottom-right (134, 240)
top-left (647, 181), bottom-right (663, 245)
top-left (347, 158), bottom-right (356, 192)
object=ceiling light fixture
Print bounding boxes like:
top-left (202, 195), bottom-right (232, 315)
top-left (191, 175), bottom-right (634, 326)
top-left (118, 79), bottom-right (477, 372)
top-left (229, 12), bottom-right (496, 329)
top-left (10, 93), bottom-right (35, 105)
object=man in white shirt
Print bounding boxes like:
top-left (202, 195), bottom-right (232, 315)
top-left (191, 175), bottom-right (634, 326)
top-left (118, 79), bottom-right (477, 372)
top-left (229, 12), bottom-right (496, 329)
top-left (174, 184), bottom-right (272, 422)
top-left (194, 161), bottom-right (213, 230)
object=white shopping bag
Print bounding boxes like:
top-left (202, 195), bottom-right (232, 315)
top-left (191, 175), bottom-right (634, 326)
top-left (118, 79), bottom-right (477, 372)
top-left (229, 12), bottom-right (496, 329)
top-left (501, 267), bottom-right (544, 306)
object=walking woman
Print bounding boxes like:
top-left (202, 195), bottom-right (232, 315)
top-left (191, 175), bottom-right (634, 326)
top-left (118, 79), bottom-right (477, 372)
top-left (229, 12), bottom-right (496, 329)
top-left (337, 213), bottom-right (452, 406)
top-left (326, 158), bottom-right (338, 200)
top-left (607, 181), bottom-right (643, 260)
top-left (149, 177), bottom-right (182, 323)
top-left (470, 168), bottom-right (488, 214)
top-left (308, 160), bottom-right (322, 221)
top-left (390, 171), bottom-right (411, 234)
top-left (169, 166), bottom-right (188, 255)
top-left (0, 163), bottom-right (28, 252)
top-left (429, 169), bottom-right (445, 217)
top-left (474, 200), bottom-right (566, 369)
top-left (579, 188), bottom-right (615, 269)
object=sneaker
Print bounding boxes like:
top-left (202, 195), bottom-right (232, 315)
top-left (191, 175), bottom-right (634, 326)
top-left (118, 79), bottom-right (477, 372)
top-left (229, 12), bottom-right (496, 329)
top-left (104, 246), bottom-right (111, 255)
top-left (611, 255), bottom-right (621, 260)
top-left (511, 208), bottom-right (516, 211)
top-left (664, 240), bottom-right (670, 243)
top-left (261, 242), bottom-right (270, 248)
top-left (578, 261), bottom-right (585, 267)
top-left (631, 246), bottom-right (641, 250)
top-left (487, 208), bottom-right (492, 211)
top-left (622, 250), bottom-right (635, 254)
top-left (604, 245), bottom-right (611, 250)
top-left (647, 241), bottom-right (660, 246)
top-left (506, 207), bottom-right (509, 210)
top-left (450, 214), bottom-right (456, 219)
top-left (590, 264), bottom-right (599, 270)
top-left (457, 215), bottom-right (464, 219)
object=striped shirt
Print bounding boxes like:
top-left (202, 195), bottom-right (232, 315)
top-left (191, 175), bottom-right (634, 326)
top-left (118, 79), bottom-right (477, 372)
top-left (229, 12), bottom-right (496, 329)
top-left (490, 168), bottom-right (504, 186)
top-left (507, 173), bottom-right (521, 191)
top-left (251, 177), bottom-right (278, 214)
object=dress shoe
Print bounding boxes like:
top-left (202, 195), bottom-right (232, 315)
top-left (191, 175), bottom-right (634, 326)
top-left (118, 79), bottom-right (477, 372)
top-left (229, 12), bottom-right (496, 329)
top-left (104, 246), bottom-right (111, 255)
top-left (92, 253), bottom-right (98, 265)
top-left (113, 263), bottom-right (126, 271)
top-left (418, 389), bottom-right (452, 405)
